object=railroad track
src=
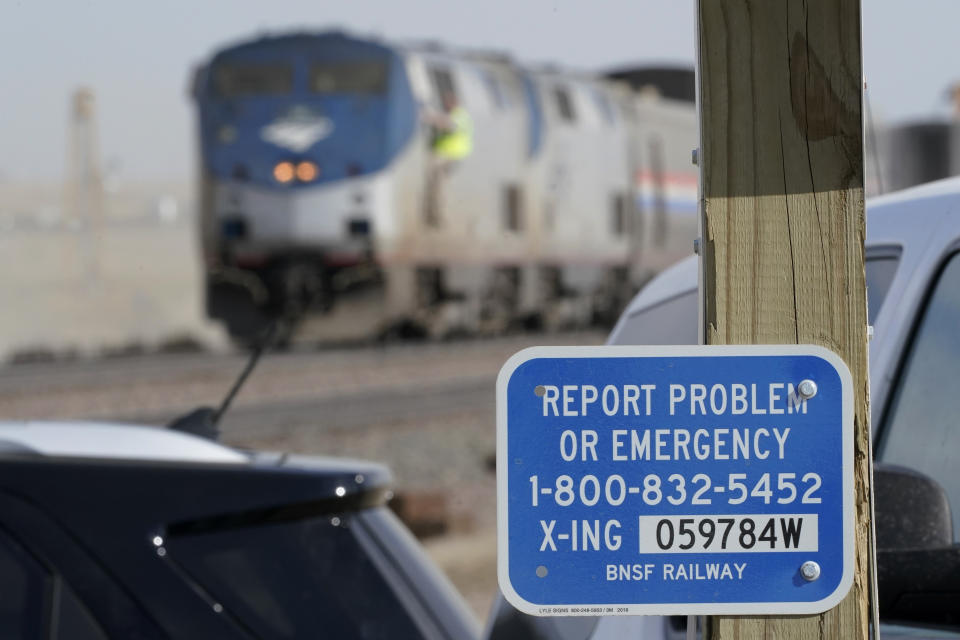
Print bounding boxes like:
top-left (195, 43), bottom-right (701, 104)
top-left (0, 331), bottom-right (604, 425)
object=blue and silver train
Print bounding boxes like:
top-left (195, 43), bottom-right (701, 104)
top-left (191, 31), bottom-right (698, 342)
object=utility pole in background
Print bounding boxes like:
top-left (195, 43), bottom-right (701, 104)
top-left (697, 1), bottom-right (872, 638)
top-left (65, 87), bottom-right (104, 278)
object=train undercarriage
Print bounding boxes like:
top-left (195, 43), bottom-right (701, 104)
top-left (205, 257), bottom-right (641, 348)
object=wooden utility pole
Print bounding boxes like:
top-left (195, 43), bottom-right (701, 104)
top-left (697, 1), bottom-right (871, 639)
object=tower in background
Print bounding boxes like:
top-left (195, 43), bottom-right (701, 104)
top-left (64, 87), bottom-right (104, 277)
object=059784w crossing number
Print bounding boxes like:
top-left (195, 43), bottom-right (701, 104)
top-left (528, 472), bottom-right (822, 508)
top-left (638, 514), bottom-right (815, 552)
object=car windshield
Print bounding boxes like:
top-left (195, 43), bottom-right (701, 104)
top-left (167, 507), bottom-right (425, 639)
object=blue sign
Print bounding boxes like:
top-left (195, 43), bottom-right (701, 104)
top-left (496, 345), bottom-right (853, 616)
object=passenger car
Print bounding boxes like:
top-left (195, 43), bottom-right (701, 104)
top-left (0, 421), bottom-right (479, 639)
top-left (486, 178), bottom-right (960, 639)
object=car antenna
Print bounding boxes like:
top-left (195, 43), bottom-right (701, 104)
top-left (167, 319), bottom-right (281, 440)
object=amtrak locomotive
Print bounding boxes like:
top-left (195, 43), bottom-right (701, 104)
top-left (191, 31), bottom-right (698, 343)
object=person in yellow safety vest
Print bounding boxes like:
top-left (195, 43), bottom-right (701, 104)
top-left (431, 92), bottom-right (473, 160)
top-left (423, 91), bottom-right (472, 224)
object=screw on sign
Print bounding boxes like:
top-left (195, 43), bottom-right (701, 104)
top-left (800, 561), bottom-right (821, 582)
top-left (496, 345), bottom-right (854, 616)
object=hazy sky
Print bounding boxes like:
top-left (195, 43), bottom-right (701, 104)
top-left (2, 1), bottom-right (958, 182)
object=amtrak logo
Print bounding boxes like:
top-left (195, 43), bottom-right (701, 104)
top-left (260, 106), bottom-right (333, 152)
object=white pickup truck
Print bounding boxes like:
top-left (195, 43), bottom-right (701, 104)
top-left (486, 178), bottom-right (960, 639)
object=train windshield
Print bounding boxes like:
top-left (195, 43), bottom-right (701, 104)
top-left (213, 63), bottom-right (293, 97)
top-left (310, 60), bottom-right (388, 94)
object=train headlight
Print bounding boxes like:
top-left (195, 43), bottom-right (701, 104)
top-left (296, 161), bottom-right (319, 183)
top-left (273, 161), bottom-right (296, 184)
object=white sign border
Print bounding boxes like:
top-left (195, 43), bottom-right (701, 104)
top-left (495, 344), bottom-right (855, 616)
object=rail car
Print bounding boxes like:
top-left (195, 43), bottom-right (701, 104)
top-left (190, 31), bottom-right (698, 343)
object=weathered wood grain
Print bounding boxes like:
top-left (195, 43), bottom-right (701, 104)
top-left (698, 1), bottom-right (869, 638)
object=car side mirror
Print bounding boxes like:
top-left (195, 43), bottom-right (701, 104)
top-left (875, 463), bottom-right (960, 628)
